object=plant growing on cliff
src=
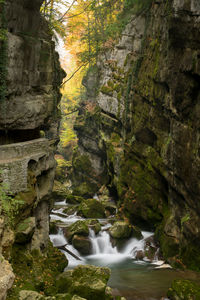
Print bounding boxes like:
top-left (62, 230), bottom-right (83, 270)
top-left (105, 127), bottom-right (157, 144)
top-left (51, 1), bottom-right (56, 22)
top-left (0, 181), bottom-right (24, 227)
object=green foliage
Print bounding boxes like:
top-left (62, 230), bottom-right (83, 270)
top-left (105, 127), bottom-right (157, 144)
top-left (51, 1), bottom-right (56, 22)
top-left (0, 182), bottom-right (24, 227)
top-left (40, 0), bottom-right (67, 37)
top-left (181, 213), bottom-right (190, 226)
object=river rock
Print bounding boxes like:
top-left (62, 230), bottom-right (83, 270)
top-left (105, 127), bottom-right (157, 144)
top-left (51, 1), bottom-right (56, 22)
top-left (167, 280), bottom-right (200, 299)
top-left (86, 219), bottom-right (101, 234)
top-left (131, 225), bottom-right (143, 240)
top-left (63, 205), bottom-right (79, 215)
top-left (109, 221), bottom-right (132, 239)
top-left (64, 220), bottom-right (89, 242)
top-left (78, 199), bottom-right (105, 218)
top-left (56, 265), bottom-right (111, 300)
top-left (66, 195), bottom-right (85, 204)
top-left (15, 217), bottom-right (35, 244)
top-left (72, 235), bottom-right (92, 255)
top-left (0, 257), bottom-right (15, 300)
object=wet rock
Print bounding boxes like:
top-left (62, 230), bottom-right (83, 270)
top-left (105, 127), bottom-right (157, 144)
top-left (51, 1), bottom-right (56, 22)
top-left (109, 221), bottom-right (132, 239)
top-left (72, 235), bottom-right (92, 255)
top-left (135, 250), bottom-right (145, 260)
top-left (63, 205), bottom-right (79, 215)
top-left (167, 280), bottom-right (200, 299)
top-left (86, 219), bottom-right (101, 234)
top-left (0, 257), bottom-right (15, 300)
top-left (64, 220), bottom-right (89, 242)
top-left (56, 265), bottom-right (111, 300)
top-left (49, 221), bottom-right (59, 235)
top-left (78, 199), bottom-right (105, 219)
top-left (15, 217), bottom-right (35, 244)
top-left (66, 195), bottom-right (85, 204)
top-left (131, 225), bottom-right (143, 240)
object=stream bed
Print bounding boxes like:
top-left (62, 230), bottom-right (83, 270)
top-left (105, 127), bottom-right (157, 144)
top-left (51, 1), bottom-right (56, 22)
top-left (50, 201), bottom-right (200, 300)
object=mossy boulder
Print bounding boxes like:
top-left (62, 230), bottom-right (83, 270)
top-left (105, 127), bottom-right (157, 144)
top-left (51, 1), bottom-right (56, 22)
top-left (52, 180), bottom-right (69, 201)
top-left (66, 195), bottom-right (85, 204)
top-left (132, 225), bottom-right (143, 240)
top-left (7, 243), bottom-right (68, 299)
top-left (64, 220), bottom-right (89, 242)
top-left (167, 280), bottom-right (200, 299)
top-left (78, 199), bottom-right (105, 219)
top-left (63, 205), bottom-right (79, 216)
top-left (56, 265), bottom-right (111, 300)
top-left (72, 235), bottom-right (92, 255)
top-left (15, 217), bottom-right (35, 244)
top-left (109, 221), bottom-right (132, 239)
top-left (86, 219), bottom-right (101, 234)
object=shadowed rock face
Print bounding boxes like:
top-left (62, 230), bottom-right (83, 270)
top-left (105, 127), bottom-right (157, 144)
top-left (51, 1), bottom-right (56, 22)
top-left (0, 0), bottom-right (65, 296)
top-left (0, 0), bottom-right (65, 133)
top-left (72, 0), bottom-right (200, 270)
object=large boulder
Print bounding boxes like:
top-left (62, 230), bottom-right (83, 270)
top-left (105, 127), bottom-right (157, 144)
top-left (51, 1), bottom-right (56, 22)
top-left (63, 220), bottom-right (89, 242)
top-left (78, 199), bottom-right (105, 218)
top-left (56, 265), bottom-right (111, 300)
top-left (109, 221), bottom-right (132, 239)
top-left (72, 235), bottom-right (92, 255)
top-left (167, 280), bottom-right (200, 299)
top-left (15, 217), bottom-right (35, 244)
top-left (0, 257), bottom-right (15, 300)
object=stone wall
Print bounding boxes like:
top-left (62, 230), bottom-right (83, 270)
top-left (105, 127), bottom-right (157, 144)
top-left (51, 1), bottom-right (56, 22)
top-left (72, 0), bottom-right (200, 270)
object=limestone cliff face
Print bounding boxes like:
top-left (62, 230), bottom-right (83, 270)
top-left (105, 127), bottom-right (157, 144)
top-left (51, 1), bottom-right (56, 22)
top-left (0, 0), bottom-right (64, 297)
top-left (73, 0), bottom-right (200, 270)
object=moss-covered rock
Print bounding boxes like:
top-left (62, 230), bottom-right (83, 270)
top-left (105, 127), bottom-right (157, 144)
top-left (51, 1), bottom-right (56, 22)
top-left (56, 265), bottom-right (111, 300)
top-left (15, 217), bottom-right (35, 244)
top-left (78, 199), bottom-right (105, 219)
top-left (131, 225), bottom-right (143, 240)
top-left (7, 242), bottom-right (68, 299)
top-left (66, 195), bottom-right (85, 204)
top-left (109, 221), bottom-right (132, 239)
top-left (86, 219), bottom-right (101, 234)
top-left (167, 280), bottom-right (200, 299)
top-left (52, 180), bottom-right (68, 201)
top-left (72, 235), bottom-right (92, 255)
top-left (64, 220), bottom-right (89, 242)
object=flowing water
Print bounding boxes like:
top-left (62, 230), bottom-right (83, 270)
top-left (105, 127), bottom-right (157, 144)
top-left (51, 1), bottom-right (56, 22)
top-left (50, 204), bottom-right (200, 300)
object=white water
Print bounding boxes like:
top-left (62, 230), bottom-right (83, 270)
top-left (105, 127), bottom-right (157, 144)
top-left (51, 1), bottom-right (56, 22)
top-left (50, 214), bottom-right (155, 268)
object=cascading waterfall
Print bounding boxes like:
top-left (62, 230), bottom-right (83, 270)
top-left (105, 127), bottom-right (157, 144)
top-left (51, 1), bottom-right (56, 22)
top-left (50, 212), bottom-right (156, 267)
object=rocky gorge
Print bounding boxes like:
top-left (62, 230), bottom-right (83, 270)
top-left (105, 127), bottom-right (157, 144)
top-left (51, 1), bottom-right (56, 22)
top-left (70, 0), bottom-right (200, 278)
top-left (0, 0), bottom-right (200, 299)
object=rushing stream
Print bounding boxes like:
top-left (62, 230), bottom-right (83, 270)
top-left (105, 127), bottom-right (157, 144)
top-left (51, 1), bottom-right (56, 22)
top-left (50, 201), bottom-right (200, 300)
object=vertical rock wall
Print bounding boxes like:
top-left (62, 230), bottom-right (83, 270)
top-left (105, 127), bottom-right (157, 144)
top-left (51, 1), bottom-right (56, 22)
top-left (72, 0), bottom-right (200, 270)
top-left (0, 0), bottom-right (65, 297)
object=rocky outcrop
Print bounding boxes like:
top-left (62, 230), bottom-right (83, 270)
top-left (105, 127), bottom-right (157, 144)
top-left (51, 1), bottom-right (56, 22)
top-left (72, 0), bottom-right (200, 270)
top-left (0, 257), bottom-right (15, 300)
top-left (0, 0), bottom-right (65, 298)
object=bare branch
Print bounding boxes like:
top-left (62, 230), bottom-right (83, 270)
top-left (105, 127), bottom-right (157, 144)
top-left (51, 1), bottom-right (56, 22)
top-left (61, 63), bottom-right (88, 86)
top-left (66, 2), bottom-right (91, 19)
top-left (58, 0), bottom-right (77, 21)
